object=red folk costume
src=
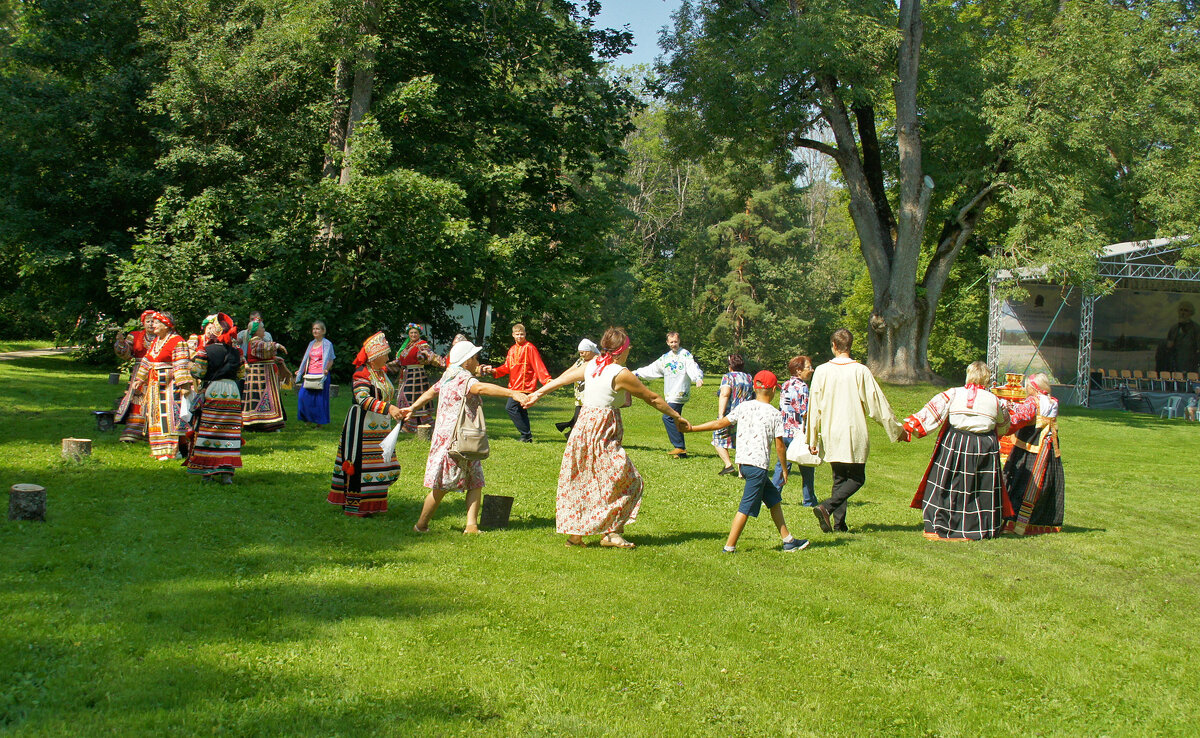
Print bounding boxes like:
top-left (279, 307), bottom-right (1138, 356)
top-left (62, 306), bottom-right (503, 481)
top-left (114, 310), bottom-right (154, 443)
top-left (329, 332), bottom-right (402, 516)
top-left (185, 313), bottom-right (244, 480)
top-left (394, 324), bottom-right (445, 432)
top-left (492, 341), bottom-right (551, 392)
top-left (242, 331), bottom-right (287, 432)
top-left (134, 316), bottom-right (192, 460)
top-left (1002, 389), bottom-right (1064, 535)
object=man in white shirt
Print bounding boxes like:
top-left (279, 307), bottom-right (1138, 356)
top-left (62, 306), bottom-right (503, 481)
top-left (806, 329), bottom-right (903, 532)
top-left (634, 331), bottom-right (704, 457)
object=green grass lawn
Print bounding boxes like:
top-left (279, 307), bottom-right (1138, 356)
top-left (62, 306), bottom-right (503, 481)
top-left (1, 355), bottom-right (1197, 736)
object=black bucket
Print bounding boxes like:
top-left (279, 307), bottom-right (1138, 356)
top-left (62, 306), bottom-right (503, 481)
top-left (480, 494), bottom-right (513, 530)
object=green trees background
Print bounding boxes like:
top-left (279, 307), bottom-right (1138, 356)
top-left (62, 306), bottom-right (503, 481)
top-left (2, 0), bottom-right (1198, 380)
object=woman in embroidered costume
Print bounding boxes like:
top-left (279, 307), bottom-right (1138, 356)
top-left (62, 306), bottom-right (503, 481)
top-left (295, 320), bottom-right (335, 427)
top-left (114, 309), bottom-right (155, 443)
top-left (133, 312), bottom-right (193, 460)
top-left (554, 339), bottom-right (599, 437)
top-left (328, 332), bottom-right (404, 516)
top-left (185, 314), bottom-right (244, 483)
top-left (241, 319), bottom-right (288, 432)
top-left (902, 361), bottom-right (1013, 541)
top-left (526, 327), bottom-right (688, 549)
top-left (712, 354), bottom-right (754, 476)
top-left (405, 341), bottom-right (529, 534)
top-left (392, 323), bottom-right (445, 432)
top-left (1002, 373), bottom-right (1065, 535)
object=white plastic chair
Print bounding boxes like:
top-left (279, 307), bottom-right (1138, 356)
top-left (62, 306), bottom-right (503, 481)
top-left (1159, 395), bottom-right (1184, 419)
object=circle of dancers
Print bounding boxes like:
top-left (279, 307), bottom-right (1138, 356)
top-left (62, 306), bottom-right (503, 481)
top-left (112, 311), bottom-right (1066, 551)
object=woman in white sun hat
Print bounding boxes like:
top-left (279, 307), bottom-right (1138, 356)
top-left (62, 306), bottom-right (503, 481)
top-left (405, 340), bottom-right (530, 534)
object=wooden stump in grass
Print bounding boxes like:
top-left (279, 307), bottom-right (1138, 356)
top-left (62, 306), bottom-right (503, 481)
top-left (416, 424), bottom-right (433, 442)
top-left (61, 438), bottom-right (92, 461)
top-left (108, 372), bottom-right (120, 384)
top-left (9, 484), bottom-right (46, 521)
top-left (481, 494), bottom-right (513, 530)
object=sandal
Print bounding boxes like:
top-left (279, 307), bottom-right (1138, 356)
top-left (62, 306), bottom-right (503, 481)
top-left (564, 536), bottom-right (587, 548)
top-left (600, 533), bottom-right (635, 549)
top-left (462, 526), bottom-right (481, 535)
top-left (412, 524), bottom-right (429, 533)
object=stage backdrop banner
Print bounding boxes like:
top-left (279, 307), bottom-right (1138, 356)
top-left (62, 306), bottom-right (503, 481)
top-left (997, 284), bottom-right (1079, 385)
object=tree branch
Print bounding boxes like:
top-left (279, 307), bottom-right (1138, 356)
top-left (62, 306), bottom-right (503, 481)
top-left (792, 136), bottom-right (840, 160)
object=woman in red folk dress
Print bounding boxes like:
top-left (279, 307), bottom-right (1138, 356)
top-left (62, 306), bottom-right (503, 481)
top-left (392, 323), bottom-right (445, 432)
top-left (526, 327), bottom-right (687, 549)
top-left (114, 309), bottom-right (155, 443)
top-left (1003, 373), bottom-right (1065, 535)
top-left (328, 332), bottom-right (405, 517)
top-left (133, 312), bottom-right (193, 460)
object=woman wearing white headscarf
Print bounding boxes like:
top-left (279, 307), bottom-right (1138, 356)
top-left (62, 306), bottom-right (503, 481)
top-left (554, 338), bottom-right (599, 437)
top-left (405, 341), bottom-right (529, 534)
top-left (1002, 373), bottom-right (1065, 535)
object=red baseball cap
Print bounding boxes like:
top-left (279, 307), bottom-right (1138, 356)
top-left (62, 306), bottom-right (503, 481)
top-left (753, 370), bottom-right (778, 389)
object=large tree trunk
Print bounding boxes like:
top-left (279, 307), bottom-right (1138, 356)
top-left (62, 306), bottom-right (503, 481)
top-left (338, 0), bottom-right (379, 186)
top-left (323, 58), bottom-right (353, 181)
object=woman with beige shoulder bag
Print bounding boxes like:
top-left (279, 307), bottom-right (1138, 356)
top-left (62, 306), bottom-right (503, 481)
top-left (405, 341), bottom-right (529, 535)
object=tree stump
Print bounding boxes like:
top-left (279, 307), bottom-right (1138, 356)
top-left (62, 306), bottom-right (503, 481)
top-left (416, 424), bottom-right (433, 442)
top-left (9, 484), bottom-right (46, 521)
top-left (481, 494), bottom-right (514, 530)
top-left (108, 372), bottom-right (120, 384)
top-left (330, 384), bottom-right (340, 398)
top-left (61, 438), bottom-right (92, 461)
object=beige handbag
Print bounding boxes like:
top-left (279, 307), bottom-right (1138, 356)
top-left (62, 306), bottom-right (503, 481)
top-left (447, 388), bottom-right (490, 464)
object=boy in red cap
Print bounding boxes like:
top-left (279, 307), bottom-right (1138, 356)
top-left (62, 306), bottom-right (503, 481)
top-left (680, 370), bottom-right (809, 553)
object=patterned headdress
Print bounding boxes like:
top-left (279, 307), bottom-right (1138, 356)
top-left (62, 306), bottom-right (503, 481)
top-left (202, 313), bottom-right (237, 344)
top-left (139, 310), bottom-right (155, 326)
top-left (397, 323), bottom-right (425, 355)
top-left (354, 331), bottom-right (390, 366)
top-left (151, 311), bottom-right (174, 329)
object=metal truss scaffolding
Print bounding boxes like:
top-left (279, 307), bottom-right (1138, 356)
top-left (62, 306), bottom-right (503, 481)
top-left (1074, 295), bottom-right (1096, 408)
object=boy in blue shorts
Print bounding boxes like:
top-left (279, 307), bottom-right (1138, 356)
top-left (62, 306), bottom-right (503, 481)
top-left (680, 370), bottom-right (810, 553)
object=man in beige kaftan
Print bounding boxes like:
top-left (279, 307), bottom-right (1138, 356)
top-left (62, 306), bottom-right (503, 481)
top-left (806, 329), bottom-right (903, 532)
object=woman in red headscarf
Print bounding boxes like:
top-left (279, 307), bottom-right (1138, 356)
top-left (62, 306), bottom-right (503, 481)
top-left (525, 327), bottom-right (687, 548)
top-left (132, 311), bottom-right (193, 460)
top-left (114, 310), bottom-right (155, 443)
top-left (328, 332), bottom-right (405, 516)
top-left (185, 314), bottom-right (244, 483)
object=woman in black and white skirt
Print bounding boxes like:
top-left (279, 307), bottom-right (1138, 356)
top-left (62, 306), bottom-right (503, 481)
top-left (901, 361), bottom-right (1012, 541)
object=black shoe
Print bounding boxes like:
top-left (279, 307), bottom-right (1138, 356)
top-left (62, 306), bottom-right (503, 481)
top-left (717, 465), bottom-right (736, 476)
top-left (834, 523), bottom-right (849, 533)
top-left (813, 504), bottom-right (833, 533)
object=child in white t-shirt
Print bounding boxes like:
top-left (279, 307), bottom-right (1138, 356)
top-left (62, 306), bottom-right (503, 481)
top-left (681, 370), bottom-right (810, 553)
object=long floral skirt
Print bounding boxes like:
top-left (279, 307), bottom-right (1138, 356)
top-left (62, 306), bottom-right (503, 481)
top-left (186, 379), bottom-right (243, 477)
top-left (555, 406), bottom-right (643, 535)
top-left (117, 367), bottom-right (147, 443)
top-left (243, 362), bottom-right (286, 431)
top-left (328, 406), bottom-right (399, 516)
top-left (910, 426), bottom-right (1011, 541)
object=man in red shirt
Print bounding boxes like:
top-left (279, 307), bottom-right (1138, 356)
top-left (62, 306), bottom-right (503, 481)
top-left (488, 323), bottom-right (551, 442)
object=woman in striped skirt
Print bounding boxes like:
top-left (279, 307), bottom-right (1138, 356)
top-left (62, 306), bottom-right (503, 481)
top-left (1003, 373), bottom-right (1065, 535)
top-left (328, 332), bottom-right (405, 517)
top-left (133, 312), bottom-right (193, 460)
top-left (391, 323), bottom-right (445, 432)
top-left (901, 361), bottom-right (1013, 541)
top-left (185, 314), bottom-right (243, 483)
top-left (114, 310), bottom-right (154, 443)
top-left (242, 320), bottom-right (288, 432)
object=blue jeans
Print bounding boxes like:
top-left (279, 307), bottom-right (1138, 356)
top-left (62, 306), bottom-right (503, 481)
top-left (773, 438), bottom-right (816, 506)
top-left (663, 401), bottom-right (686, 450)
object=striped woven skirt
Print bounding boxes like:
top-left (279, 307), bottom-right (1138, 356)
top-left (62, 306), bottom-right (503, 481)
top-left (186, 379), bottom-right (243, 477)
top-left (117, 367), bottom-right (147, 443)
top-left (910, 425), bottom-right (1009, 541)
top-left (328, 405), bottom-right (399, 516)
top-left (401, 365), bottom-right (431, 432)
top-left (242, 362), bottom-right (286, 431)
top-left (1003, 427), bottom-right (1064, 535)
top-left (144, 367), bottom-right (185, 459)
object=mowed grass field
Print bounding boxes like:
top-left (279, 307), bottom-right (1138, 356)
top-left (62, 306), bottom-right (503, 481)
top-left (0, 354), bottom-right (1197, 736)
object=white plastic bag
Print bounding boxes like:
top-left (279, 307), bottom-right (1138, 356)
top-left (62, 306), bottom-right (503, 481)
top-left (379, 422), bottom-right (403, 462)
top-left (786, 435), bottom-right (822, 466)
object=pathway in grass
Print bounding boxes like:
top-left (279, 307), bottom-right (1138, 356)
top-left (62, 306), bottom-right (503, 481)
top-left (0, 354), bottom-right (1197, 735)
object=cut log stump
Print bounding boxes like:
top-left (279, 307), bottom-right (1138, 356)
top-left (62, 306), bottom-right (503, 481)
top-left (9, 484), bottom-right (46, 521)
top-left (416, 424), bottom-right (433, 442)
top-left (61, 438), bottom-right (92, 461)
top-left (481, 494), bottom-right (514, 530)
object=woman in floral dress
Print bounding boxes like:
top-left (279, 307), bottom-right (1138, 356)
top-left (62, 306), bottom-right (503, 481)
top-left (405, 341), bottom-right (529, 534)
top-left (526, 327), bottom-right (688, 549)
top-left (712, 354), bottom-right (754, 476)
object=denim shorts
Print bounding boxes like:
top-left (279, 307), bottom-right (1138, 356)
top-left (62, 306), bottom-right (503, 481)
top-left (738, 464), bottom-right (782, 517)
